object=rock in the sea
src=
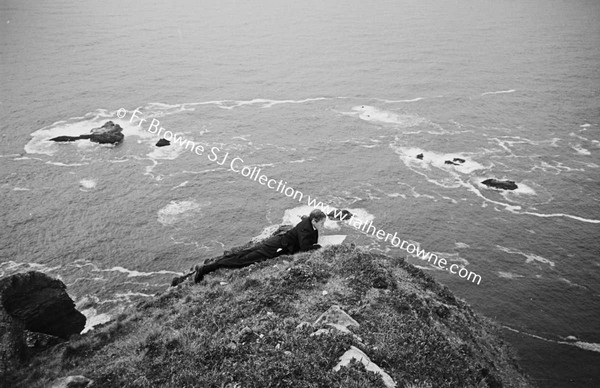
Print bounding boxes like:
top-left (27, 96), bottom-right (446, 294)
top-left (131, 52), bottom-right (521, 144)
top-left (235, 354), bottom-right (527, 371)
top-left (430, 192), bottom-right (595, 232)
top-left (49, 135), bottom-right (85, 142)
top-left (50, 375), bottom-right (93, 388)
top-left (453, 157), bottom-right (465, 163)
top-left (156, 138), bottom-right (170, 147)
top-left (0, 271), bottom-right (86, 339)
top-left (89, 121), bottom-right (124, 144)
top-left (445, 160), bottom-right (460, 165)
top-left (482, 178), bottom-right (518, 190)
top-left (416, 153), bottom-right (424, 160)
top-left (327, 209), bottom-right (353, 221)
top-left (48, 121), bottom-right (123, 145)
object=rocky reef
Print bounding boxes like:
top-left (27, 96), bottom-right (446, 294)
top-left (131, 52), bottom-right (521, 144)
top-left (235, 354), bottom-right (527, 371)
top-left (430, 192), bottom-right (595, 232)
top-left (49, 121), bottom-right (124, 145)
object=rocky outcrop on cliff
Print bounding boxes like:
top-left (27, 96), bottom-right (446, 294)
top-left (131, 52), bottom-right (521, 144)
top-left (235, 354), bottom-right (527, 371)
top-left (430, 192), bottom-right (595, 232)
top-left (4, 247), bottom-right (532, 388)
top-left (1, 271), bottom-right (85, 376)
top-left (0, 272), bottom-right (85, 339)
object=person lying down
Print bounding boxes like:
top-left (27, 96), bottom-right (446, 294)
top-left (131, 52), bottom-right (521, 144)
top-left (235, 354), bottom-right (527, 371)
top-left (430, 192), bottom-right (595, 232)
top-left (193, 209), bottom-right (327, 283)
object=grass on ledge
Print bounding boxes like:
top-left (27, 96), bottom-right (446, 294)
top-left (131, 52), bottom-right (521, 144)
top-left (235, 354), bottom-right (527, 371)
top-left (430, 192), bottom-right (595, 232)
top-left (5, 245), bottom-right (532, 388)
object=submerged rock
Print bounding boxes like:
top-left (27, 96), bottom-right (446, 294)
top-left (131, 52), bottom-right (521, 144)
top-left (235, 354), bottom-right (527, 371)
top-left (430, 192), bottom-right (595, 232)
top-left (482, 178), bottom-right (518, 190)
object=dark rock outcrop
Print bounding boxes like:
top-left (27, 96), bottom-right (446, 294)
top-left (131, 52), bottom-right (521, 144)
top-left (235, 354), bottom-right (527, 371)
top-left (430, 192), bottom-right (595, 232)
top-left (453, 158), bottom-right (466, 163)
top-left (327, 209), bottom-right (353, 221)
top-left (0, 271), bottom-right (85, 339)
top-left (49, 135), bottom-right (85, 142)
top-left (49, 121), bottom-right (123, 145)
top-left (445, 160), bottom-right (460, 165)
top-left (416, 153), bottom-right (424, 160)
top-left (482, 179), bottom-right (518, 190)
top-left (0, 299), bottom-right (26, 375)
top-left (156, 138), bottom-right (170, 147)
top-left (89, 121), bottom-right (124, 144)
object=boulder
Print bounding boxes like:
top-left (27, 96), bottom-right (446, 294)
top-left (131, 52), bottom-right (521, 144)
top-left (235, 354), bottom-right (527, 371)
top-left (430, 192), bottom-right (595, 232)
top-left (327, 210), bottom-right (353, 221)
top-left (0, 271), bottom-right (85, 339)
top-left (416, 153), bottom-right (423, 160)
top-left (156, 138), bottom-right (170, 147)
top-left (453, 158), bottom-right (465, 163)
top-left (89, 121), bottom-right (124, 144)
top-left (482, 179), bottom-right (518, 190)
top-left (444, 160), bottom-right (460, 165)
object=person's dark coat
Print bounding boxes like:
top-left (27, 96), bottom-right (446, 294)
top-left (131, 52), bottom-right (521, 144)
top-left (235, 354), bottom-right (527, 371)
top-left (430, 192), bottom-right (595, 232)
top-left (197, 217), bottom-right (321, 278)
top-left (275, 216), bottom-right (321, 254)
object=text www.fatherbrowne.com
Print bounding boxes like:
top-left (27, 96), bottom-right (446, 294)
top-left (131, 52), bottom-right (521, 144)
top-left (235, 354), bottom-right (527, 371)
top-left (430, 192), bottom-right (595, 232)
top-left (119, 108), bottom-right (482, 285)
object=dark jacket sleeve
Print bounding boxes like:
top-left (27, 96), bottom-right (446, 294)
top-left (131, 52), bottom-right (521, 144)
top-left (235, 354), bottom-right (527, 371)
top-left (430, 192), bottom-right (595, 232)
top-left (296, 218), bottom-right (320, 252)
top-left (282, 217), bottom-right (320, 254)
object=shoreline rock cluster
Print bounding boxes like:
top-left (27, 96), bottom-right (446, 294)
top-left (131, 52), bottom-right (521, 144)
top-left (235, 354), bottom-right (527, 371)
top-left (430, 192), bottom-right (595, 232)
top-left (416, 153), bottom-right (519, 190)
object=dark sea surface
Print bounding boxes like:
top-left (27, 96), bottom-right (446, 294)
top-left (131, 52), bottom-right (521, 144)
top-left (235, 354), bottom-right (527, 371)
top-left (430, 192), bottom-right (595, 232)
top-left (1, 0), bottom-right (599, 386)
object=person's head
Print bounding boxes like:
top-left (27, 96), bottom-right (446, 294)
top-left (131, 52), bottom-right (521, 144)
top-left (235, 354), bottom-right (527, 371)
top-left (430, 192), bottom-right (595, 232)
top-left (308, 209), bottom-right (326, 230)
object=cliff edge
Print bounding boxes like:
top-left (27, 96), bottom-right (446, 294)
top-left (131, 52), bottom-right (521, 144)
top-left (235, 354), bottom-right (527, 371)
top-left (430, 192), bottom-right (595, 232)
top-left (4, 245), bottom-right (532, 387)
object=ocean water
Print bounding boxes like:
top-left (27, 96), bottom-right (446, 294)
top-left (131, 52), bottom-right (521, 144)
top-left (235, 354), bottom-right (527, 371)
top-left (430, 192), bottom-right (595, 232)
top-left (1, 0), bottom-right (599, 386)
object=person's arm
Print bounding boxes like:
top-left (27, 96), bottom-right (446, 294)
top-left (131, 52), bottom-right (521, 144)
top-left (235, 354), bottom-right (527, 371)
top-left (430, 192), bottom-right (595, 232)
top-left (297, 223), bottom-right (321, 251)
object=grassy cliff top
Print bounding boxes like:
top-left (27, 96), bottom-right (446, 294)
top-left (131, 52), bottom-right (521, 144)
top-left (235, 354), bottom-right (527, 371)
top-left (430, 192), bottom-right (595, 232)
top-left (8, 245), bottom-right (532, 388)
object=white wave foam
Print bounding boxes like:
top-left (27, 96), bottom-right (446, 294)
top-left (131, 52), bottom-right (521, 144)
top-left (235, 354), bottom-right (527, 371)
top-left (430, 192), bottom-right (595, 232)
top-left (398, 146), bottom-right (488, 174)
top-left (351, 105), bottom-right (427, 127)
top-left (455, 242), bottom-right (470, 249)
top-left (497, 271), bottom-right (524, 279)
top-left (503, 326), bottom-right (600, 354)
top-left (102, 266), bottom-right (181, 277)
top-left (148, 143), bottom-right (187, 160)
top-left (496, 245), bottom-right (555, 267)
top-left (80, 308), bottom-right (112, 334)
top-left (571, 144), bottom-right (591, 155)
top-left (480, 89), bottom-right (516, 96)
top-left (377, 97), bottom-right (426, 103)
top-left (157, 199), bottom-right (209, 225)
top-left (79, 179), bottom-right (96, 190)
top-left (45, 161), bottom-right (88, 167)
top-left (13, 187), bottom-right (30, 191)
top-left (114, 291), bottom-right (154, 298)
top-left (188, 97), bottom-right (331, 110)
top-left (171, 181), bottom-right (189, 190)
